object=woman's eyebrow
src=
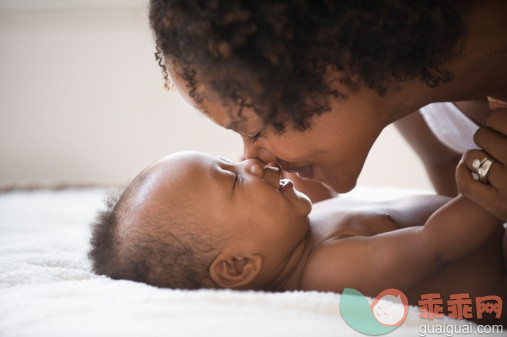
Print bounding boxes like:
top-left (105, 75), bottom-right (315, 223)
top-left (225, 116), bottom-right (250, 133)
top-left (225, 120), bottom-right (239, 131)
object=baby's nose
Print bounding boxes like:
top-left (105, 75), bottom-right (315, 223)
top-left (246, 159), bottom-right (279, 177)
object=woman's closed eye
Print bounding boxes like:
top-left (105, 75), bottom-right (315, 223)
top-left (247, 130), bottom-right (262, 143)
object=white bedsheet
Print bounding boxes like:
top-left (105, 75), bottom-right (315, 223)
top-left (0, 187), bottom-right (490, 337)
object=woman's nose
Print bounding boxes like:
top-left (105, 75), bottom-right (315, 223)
top-left (243, 139), bottom-right (276, 164)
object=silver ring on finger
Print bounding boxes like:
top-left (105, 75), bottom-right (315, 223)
top-left (472, 157), bottom-right (488, 170)
top-left (477, 159), bottom-right (495, 183)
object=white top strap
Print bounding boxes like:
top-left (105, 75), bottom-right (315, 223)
top-left (419, 102), bottom-right (480, 154)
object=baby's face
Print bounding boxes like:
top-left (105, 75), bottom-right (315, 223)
top-left (134, 151), bottom-right (312, 269)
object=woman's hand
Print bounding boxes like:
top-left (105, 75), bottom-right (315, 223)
top-left (456, 97), bottom-right (507, 221)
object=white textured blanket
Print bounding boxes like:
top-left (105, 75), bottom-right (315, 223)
top-left (0, 188), bottom-right (489, 337)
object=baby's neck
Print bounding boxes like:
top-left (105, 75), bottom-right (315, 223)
top-left (266, 229), bottom-right (315, 292)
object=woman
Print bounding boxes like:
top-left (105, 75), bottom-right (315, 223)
top-left (149, 0), bottom-right (507, 220)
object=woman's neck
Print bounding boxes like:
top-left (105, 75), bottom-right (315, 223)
top-left (388, 0), bottom-right (507, 122)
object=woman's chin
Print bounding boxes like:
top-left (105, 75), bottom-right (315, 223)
top-left (315, 168), bottom-right (358, 194)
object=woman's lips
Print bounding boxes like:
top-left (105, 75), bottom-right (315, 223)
top-left (274, 159), bottom-right (314, 179)
top-left (278, 179), bottom-right (293, 193)
top-left (285, 165), bottom-right (314, 179)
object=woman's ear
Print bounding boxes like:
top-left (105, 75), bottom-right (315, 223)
top-left (209, 254), bottom-right (262, 289)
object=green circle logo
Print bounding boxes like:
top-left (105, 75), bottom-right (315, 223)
top-left (340, 288), bottom-right (409, 335)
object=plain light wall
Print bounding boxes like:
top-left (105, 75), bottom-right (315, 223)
top-left (0, 1), bottom-right (433, 191)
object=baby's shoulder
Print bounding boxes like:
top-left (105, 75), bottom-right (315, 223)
top-left (299, 210), bottom-right (400, 293)
top-left (310, 205), bottom-right (399, 243)
top-left (335, 211), bottom-right (398, 236)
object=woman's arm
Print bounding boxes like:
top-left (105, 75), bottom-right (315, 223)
top-left (395, 110), bottom-right (461, 197)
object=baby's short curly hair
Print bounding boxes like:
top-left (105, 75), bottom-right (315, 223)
top-left (88, 172), bottom-right (218, 289)
top-left (149, 0), bottom-right (470, 132)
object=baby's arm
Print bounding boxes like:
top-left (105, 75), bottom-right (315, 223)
top-left (300, 195), bottom-right (501, 296)
top-left (418, 195), bottom-right (500, 263)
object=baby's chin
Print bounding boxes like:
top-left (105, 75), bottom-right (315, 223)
top-left (294, 189), bottom-right (313, 217)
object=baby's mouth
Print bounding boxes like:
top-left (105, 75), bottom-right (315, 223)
top-left (278, 179), bottom-right (293, 193)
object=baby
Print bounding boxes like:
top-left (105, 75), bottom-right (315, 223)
top-left (88, 151), bottom-right (506, 325)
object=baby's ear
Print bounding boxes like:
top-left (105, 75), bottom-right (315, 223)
top-left (209, 254), bottom-right (262, 289)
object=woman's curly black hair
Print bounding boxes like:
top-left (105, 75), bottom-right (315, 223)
top-left (149, 0), bottom-right (470, 132)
